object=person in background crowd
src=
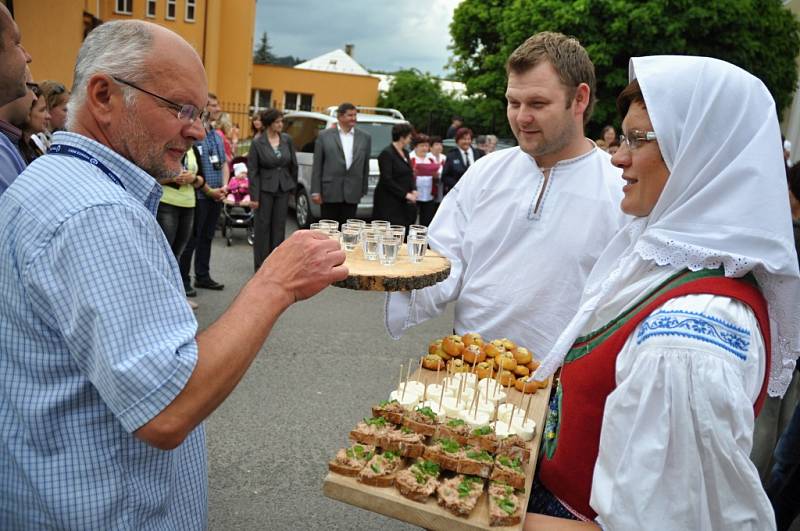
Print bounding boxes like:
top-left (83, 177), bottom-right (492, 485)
top-left (19, 81), bottom-right (50, 164)
top-left (386, 32), bottom-right (627, 367)
top-left (0, 20), bottom-right (347, 528)
top-left (445, 114), bottom-right (463, 139)
top-left (441, 127), bottom-right (484, 195)
top-left (595, 139), bottom-right (608, 152)
top-left (38, 80), bottom-right (69, 148)
top-left (216, 111), bottom-right (234, 164)
top-left (179, 92), bottom-right (228, 295)
top-left (766, 392), bottom-right (800, 531)
top-left (250, 112), bottom-right (263, 140)
top-left (373, 122), bottom-right (416, 226)
top-left (0, 3), bottom-right (32, 195)
top-left (429, 135), bottom-right (446, 208)
top-left (230, 122), bottom-right (240, 156)
top-left (784, 138), bottom-right (793, 169)
top-left (0, 67), bottom-right (35, 167)
top-left (310, 102), bottom-right (372, 226)
top-left (529, 55), bottom-right (799, 530)
top-left (601, 124), bottom-right (616, 146)
top-left (247, 108), bottom-right (297, 271)
top-left (157, 145), bottom-right (205, 311)
top-left (408, 133), bottom-right (439, 226)
top-left (607, 139), bottom-right (620, 155)
top-left (484, 134), bottom-right (498, 153)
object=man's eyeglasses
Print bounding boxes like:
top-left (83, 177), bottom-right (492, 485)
top-left (26, 82), bottom-right (41, 98)
top-left (111, 76), bottom-right (208, 125)
top-left (618, 130), bottom-right (657, 150)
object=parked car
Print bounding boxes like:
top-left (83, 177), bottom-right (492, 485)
top-left (283, 107), bottom-right (408, 227)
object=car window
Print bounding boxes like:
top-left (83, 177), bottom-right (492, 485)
top-left (355, 122), bottom-right (395, 158)
top-left (284, 117), bottom-right (327, 153)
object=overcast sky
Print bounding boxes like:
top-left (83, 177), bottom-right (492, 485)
top-left (254, 0), bottom-right (462, 77)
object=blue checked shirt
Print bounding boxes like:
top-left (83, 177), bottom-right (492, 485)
top-left (0, 132), bottom-right (207, 529)
top-left (195, 127), bottom-right (225, 195)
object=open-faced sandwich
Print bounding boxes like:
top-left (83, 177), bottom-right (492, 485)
top-left (403, 405), bottom-right (440, 436)
top-left (490, 454), bottom-right (526, 490)
top-left (457, 446), bottom-right (494, 478)
top-left (422, 437), bottom-right (462, 472)
top-left (488, 482), bottom-right (523, 527)
top-left (328, 443), bottom-right (375, 477)
top-left (436, 475), bottom-right (484, 517)
top-left (372, 399), bottom-right (406, 425)
top-left (358, 450), bottom-right (402, 487)
top-left (436, 417), bottom-right (471, 445)
top-left (381, 426), bottom-right (426, 458)
top-left (467, 424), bottom-right (498, 453)
top-left (395, 459), bottom-right (441, 502)
top-left (496, 434), bottom-right (531, 463)
top-left (350, 416), bottom-right (392, 446)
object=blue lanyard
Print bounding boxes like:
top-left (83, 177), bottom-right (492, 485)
top-left (48, 144), bottom-right (126, 190)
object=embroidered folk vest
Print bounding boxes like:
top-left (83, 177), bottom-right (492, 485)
top-left (537, 268), bottom-right (771, 520)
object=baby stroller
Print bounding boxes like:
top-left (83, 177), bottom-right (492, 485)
top-left (221, 157), bottom-right (255, 246)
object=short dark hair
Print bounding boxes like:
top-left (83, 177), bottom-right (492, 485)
top-left (506, 31), bottom-right (596, 124)
top-left (616, 79), bottom-right (645, 118)
top-left (259, 108), bottom-right (283, 128)
top-left (412, 133), bottom-right (430, 148)
top-left (337, 102), bottom-right (356, 115)
top-left (429, 135), bottom-right (443, 145)
top-left (452, 115), bottom-right (463, 122)
top-left (455, 127), bottom-right (473, 142)
top-left (392, 122), bottom-right (414, 141)
top-left (208, 92), bottom-right (218, 101)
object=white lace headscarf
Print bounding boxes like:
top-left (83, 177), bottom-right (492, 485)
top-left (533, 56), bottom-right (800, 397)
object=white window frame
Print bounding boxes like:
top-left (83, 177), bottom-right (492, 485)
top-left (185, 0), bottom-right (197, 22)
top-left (165, 0), bottom-right (176, 20)
top-left (251, 89), bottom-right (272, 113)
top-left (145, 0), bottom-right (157, 18)
top-left (115, 0), bottom-right (133, 15)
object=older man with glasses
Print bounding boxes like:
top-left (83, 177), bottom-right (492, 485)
top-left (0, 20), bottom-right (346, 529)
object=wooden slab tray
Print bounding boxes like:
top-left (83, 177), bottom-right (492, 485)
top-left (333, 247), bottom-right (451, 291)
top-left (323, 369), bottom-right (553, 531)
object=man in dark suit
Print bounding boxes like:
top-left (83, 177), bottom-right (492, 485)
top-left (441, 127), bottom-right (484, 195)
top-left (310, 102), bottom-right (372, 225)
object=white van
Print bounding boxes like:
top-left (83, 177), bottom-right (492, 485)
top-left (283, 107), bottom-right (407, 227)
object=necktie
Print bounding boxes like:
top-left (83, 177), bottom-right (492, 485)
top-left (463, 150), bottom-right (471, 168)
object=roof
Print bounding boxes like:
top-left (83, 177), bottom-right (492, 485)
top-left (294, 49), bottom-right (371, 76)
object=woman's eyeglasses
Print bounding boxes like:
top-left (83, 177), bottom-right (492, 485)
top-left (618, 130), bottom-right (657, 150)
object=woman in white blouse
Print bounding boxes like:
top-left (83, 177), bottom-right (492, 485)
top-left (527, 56), bottom-right (800, 530)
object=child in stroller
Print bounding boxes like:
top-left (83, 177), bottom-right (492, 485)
top-left (221, 161), bottom-right (254, 246)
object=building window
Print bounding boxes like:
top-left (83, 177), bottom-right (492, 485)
top-left (251, 89), bottom-right (273, 112)
top-left (185, 0), bottom-right (196, 21)
top-left (146, 0), bottom-right (157, 17)
top-left (166, 0), bottom-right (176, 20)
top-left (115, 0), bottom-right (133, 15)
top-left (285, 92), bottom-right (313, 111)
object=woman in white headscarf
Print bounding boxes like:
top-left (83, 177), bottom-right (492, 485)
top-left (526, 56), bottom-right (800, 530)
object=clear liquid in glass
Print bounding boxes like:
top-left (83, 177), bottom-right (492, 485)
top-left (363, 238), bottom-right (379, 260)
top-left (408, 240), bottom-right (427, 263)
top-left (378, 239), bottom-right (400, 265)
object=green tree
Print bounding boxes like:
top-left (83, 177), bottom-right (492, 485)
top-left (253, 32), bottom-right (276, 65)
top-left (378, 69), bottom-right (455, 135)
top-left (450, 0), bottom-right (800, 136)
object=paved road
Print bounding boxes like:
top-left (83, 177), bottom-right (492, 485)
top-left (192, 220), bottom-right (454, 530)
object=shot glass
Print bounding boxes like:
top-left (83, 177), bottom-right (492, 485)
top-left (371, 220), bottom-right (390, 232)
top-left (408, 224), bottom-right (428, 239)
top-left (346, 218), bottom-right (367, 229)
top-left (326, 229), bottom-right (342, 246)
top-left (341, 226), bottom-right (361, 252)
top-left (309, 222), bottom-right (326, 233)
top-left (378, 234), bottom-right (401, 266)
top-left (407, 233), bottom-right (428, 264)
top-left (389, 225), bottom-right (406, 240)
top-left (319, 219), bottom-right (339, 231)
top-left (361, 229), bottom-right (380, 261)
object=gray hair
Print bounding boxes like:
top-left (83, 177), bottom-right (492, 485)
top-left (66, 20), bottom-right (154, 130)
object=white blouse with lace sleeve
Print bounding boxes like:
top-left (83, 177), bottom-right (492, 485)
top-left (591, 293), bottom-right (775, 531)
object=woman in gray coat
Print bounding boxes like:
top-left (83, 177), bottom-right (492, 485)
top-left (247, 109), bottom-right (298, 270)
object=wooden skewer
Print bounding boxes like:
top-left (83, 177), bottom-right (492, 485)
top-left (399, 364), bottom-right (405, 400)
top-left (471, 389), bottom-right (481, 417)
top-left (510, 400), bottom-right (518, 425)
top-left (455, 375), bottom-right (464, 408)
top-left (523, 393), bottom-right (533, 423)
top-left (439, 375), bottom-right (446, 405)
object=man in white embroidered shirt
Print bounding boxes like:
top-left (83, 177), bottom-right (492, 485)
top-left (385, 32), bottom-right (628, 355)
